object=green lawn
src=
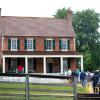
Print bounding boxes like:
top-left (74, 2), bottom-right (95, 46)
top-left (0, 82), bottom-right (88, 100)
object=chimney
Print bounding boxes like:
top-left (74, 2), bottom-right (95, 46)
top-left (0, 8), bottom-right (2, 16)
top-left (66, 8), bottom-right (73, 26)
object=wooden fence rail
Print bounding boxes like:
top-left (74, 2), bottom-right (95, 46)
top-left (0, 73), bottom-right (77, 100)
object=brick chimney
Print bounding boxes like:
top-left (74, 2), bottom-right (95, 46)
top-left (66, 8), bottom-right (73, 26)
top-left (0, 8), bottom-right (2, 16)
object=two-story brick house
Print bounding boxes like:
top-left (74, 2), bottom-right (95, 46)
top-left (0, 8), bottom-right (83, 74)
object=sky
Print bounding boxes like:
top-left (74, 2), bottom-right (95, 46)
top-left (0, 0), bottom-right (100, 17)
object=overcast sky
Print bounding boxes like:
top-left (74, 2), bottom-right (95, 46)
top-left (0, 0), bottom-right (100, 17)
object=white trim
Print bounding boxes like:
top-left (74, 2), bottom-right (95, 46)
top-left (27, 38), bottom-right (34, 51)
top-left (11, 38), bottom-right (18, 51)
top-left (60, 38), bottom-right (69, 51)
top-left (60, 57), bottom-right (63, 74)
top-left (46, 38), bottom-right (53, 51)
top-left (3, 57), bottom-right (5, 73)
top-left (46, 38), bottom-right (53, 40)
top-left (81, 56), bottom-right (84, 71)
top-left (25, 57), bottom-right (28, 74)
top-left (2, 55), bottom-right (83, 58)
top-left (43, 57), bottom-right (46, 74)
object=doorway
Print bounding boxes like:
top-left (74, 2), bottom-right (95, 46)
top-left (47, 63), bottom-right (53, 73)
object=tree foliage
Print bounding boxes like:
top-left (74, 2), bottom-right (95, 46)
top-left (54, 8), bottom-right (100, 71)
top-left (53, 8), bottom-right (67, 19)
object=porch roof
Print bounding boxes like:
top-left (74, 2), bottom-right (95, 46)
top-left (2, 51), bottom-right (81, 55)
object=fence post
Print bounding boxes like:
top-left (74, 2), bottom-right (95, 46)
top-left (73, 76), bottom-right (77, 100)
top-left (26, 74), bottom-right (29, 100)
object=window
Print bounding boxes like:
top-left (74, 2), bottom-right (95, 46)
top-left (46, 39), bottom-right (53, 51)
top-left (11, 38), bottom-right (17, 51)
top-left (27, 38), bottom-right (33, 51)
top-left (60, 39), bottom-right (69, 51)
top-left (63, 58), bottom-right (68, 73)
top-left (10, 58), bottom-right (17, 72)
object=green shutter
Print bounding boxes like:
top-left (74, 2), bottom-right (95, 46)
top-left (59, 39), bottom-right (61, 50)
top-left (8, 38), bottom-right (11, 49)
top-left (17, 39), bottom-right (20, 49)
top-left (33, 39), bottom-right (36, 50)
top-left (44, 39), bottom-right (46, 50)
top-left (24, 39), bottom-right (27, 49)
top-left (53, 39), bottom-right (55, 49)
top-left (67, 39), bottom-right (70, 50)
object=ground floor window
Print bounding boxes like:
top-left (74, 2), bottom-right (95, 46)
top-left (10, 58), bottom-right (17, 72)
top-left (28, 58), bottom-right (36, 73)
top-left (63, 58), bottom-right (68, 73)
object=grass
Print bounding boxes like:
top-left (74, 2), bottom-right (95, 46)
top-left (0, 82), bottom-right (88, 100)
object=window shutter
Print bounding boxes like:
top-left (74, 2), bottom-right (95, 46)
top-left (8, 38), bottom-right (11, 50)
top-left (44, 39), bottom-right (46, 50)
top-left (53, 39), bottom-right (55, 49)
top-left (17, 39), bottom-right (20, 49)
top-left (33, 39), bottom-right (36, 50)
top-left (24, 39), bottom-right (27, 49)
top-left (67, 39), bottom-right (70, 50)
top-left (59, 39), bottom-right (61, 50)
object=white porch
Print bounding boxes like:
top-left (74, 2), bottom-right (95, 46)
top-left (2, 55), bottom-right (83, 74)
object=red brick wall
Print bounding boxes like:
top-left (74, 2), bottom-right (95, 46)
top-left (53, 58), bottom-right (60, 73)
top-left (70, 58), bottom-right (77, 71)
top-left (3, 36), bottom-right (76, 51)
top-left (70, 38), bottom-right (76, 51)
top-left (35, 58), bottom-right (43, 73)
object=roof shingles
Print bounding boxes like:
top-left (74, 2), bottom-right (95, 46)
top-left (0, 16), bottom-right (75, 37)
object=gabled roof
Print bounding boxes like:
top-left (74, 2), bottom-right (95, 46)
top-left (0, 10), bottom-right (75, 37)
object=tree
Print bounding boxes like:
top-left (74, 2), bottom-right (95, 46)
top-left (53, 8), bottom-right (67, 19)
top-left (73, 9), bottom-right (100, 71)
top-left (54, 8), bottom-right (100, 71)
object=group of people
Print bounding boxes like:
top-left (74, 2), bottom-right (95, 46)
top-left (64, 69), bottom-right (100, 93)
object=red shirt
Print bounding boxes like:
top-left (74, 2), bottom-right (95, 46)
top-left (18, 66), bottom-right (23, 71)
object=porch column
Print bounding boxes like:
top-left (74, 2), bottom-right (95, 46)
top-left (3, 57), bottom-right (5, 73)
top-left (60, 57), bottom-right (63, 74)
top-left (81, 56), bottom-right (83, 71)
top-left (25, 57), bottom-right (28, 74)
top-left (43, 57), bottom-right (46, 74)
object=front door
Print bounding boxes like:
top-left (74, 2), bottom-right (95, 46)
top-left (47, 63), bottom-right (53, 73)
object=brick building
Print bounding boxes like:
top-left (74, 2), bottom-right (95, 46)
top-left (0, 8), bottom-right (83, 74)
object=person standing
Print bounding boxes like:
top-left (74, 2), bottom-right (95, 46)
top-left (18, 65), bottom-right (24, 74)
top-left (80, 71), bottom-right (87, 87)
top-left (92, 71), bottom-right (99, 93)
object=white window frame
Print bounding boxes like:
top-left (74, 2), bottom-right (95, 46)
top-left (61, 39), bottom-right (68, 51)
top-left (11, 38), bottom-right (17, 51)
top-left (46, 38), bottom-right (53, 51)
top-left (27, 38), bottom-right (34, 51)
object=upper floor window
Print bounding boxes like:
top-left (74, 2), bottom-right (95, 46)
top-left (59, 39), bottom-right (70, 51)
top-left (27, 38), bottom-right (33, 51)
top-left (8, 38), bottom-right (20, 51)
top-left (44, 39), bottom-right (55, 51)
top-left (24, 38), bottom-right (36, 51)
top-left (11, 38), bottom-right (17, 51)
